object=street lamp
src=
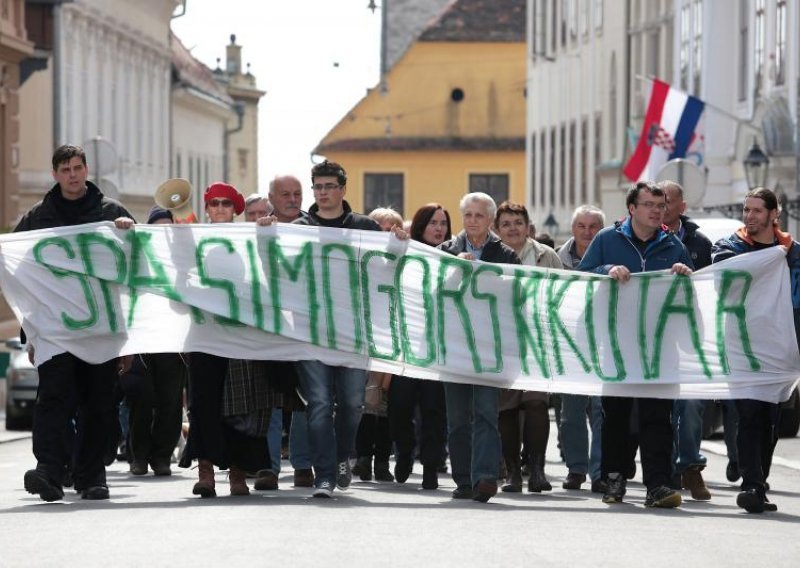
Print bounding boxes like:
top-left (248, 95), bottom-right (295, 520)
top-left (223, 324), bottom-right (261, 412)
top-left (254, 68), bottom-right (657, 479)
top-left (543, 212), bottom-right (559, 236)
top-left (743, 138), bottom-right (770, 189)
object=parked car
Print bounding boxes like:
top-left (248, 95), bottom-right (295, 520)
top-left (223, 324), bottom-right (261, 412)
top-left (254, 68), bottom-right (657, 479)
top-left (4, 338), bottom-right (38, 431)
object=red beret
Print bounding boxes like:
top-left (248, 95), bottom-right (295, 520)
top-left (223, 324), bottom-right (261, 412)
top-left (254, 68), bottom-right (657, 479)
top-left (204, 182), bottom-right (245, 215)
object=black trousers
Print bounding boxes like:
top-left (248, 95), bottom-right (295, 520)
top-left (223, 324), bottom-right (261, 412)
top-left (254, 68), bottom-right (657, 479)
top-left (388, 376), bottom-right (446, 467)
top-left (601, 396), bottom-right (673, 489)
top-left (735, 398), bottom-right (780, 494)
top-left (33, 352), bottom-right (117, 489)
top-left (355, 414), bottom-right (392, 461)
top-left (126, 353), bottom-right (186, 464)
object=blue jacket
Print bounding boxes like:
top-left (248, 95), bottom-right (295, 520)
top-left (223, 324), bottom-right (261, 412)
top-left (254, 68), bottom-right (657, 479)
top-left (578, 217), bottom-right (693, 274)
top-left (712, 226), bottom-right (800, 350)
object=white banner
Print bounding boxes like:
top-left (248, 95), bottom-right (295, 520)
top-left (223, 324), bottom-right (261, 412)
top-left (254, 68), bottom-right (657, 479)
top-left (0, 222), bottom-right (798, 403)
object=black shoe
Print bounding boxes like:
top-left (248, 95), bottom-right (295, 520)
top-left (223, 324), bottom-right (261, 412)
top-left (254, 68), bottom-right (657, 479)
top-left (81, 485), bottom-right (110, 500)
top-left (24, 470), bottom-right (64, 502)
top-left (623, 462), bottom-right (637, 480)
top-left (352, 457), bottom-right (372, 481)
top-left (763, 497), bottom-right (778, 512)
top-left (645, 485), bottom-right (682, 508)
top-left (591, 479), bottom-right (608, 494)
top-left (421, 465), bottom-right (438, 490)
top-left (602, 473), bottom-right (626, 504)
top-left (726, 461), bottom-right (740, 482)
top-left (130, 461), bottom-right (148, 476)
top-left (150, 460), bottom-right (172, 477)
top-left (394, 455), bottom-right (413, 484)
top-left (61, 468), bottom-right (74, 489)
top-left (452, 485), bottom-right (472, 499)
top-left (373, 461), bottom-right (395, 482)
top-left (737, 489), bottom-right (765, 513)
top-left (527, 457), bottom-right (552, 493)
top-left (562, 472), bottom-right (586, 490)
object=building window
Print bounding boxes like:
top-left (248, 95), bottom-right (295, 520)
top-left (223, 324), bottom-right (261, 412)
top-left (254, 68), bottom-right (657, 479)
top-left (692, 0), bottom-right (702, 95)
top-left (364, 173), bottom-right (404, 215)
top-left (551, 0), bottom-right (558, 54)
top-left (559, 123), bottom-right (566, 209)
top-left (580, 0), bottom-right (589, 36)
top-left (580, 118), bottom-right (588, 205)
top-left (609, 52), bottom-right (618, 157)
top-left (568, 122), bottom-right (576, 206)
top-left (550, 128), bottom-right (557, 206)
top-left (568, 0), bottom-right (578, 41)
top-left (561, 0), bottom-right (568, 47)
top-left (540, 131), bottom-right (547, 207)
top-left (679, 3), bottom-right (691, 91)
top-left (754, 0), bottom-right (765, 95)
top-left (776, 0), bottom-right (786, 86)
top-left (737, 0), bottom-right (748, 101)
top-left (176, 152), bottom-right (182, 178)
top-left (469, 174), bottom-right (509, 206)
top-left (530, 133), bottom-right (537, 205)
top-left (594, 0), bottom-right (603, 31)
top-left (647, 29), bottom-right (660, 78)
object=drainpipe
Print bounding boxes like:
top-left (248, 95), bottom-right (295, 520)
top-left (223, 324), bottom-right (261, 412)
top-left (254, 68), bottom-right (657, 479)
top-left (223, 101), bottom-right (245, 181)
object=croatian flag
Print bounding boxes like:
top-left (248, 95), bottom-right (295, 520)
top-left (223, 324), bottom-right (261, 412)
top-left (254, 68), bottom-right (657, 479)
top-left (623, 79), bottom-right (705, 182)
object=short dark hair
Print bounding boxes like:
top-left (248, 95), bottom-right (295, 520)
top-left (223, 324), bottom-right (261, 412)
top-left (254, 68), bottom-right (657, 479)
top-left (745, 187), bottom-right (779, 210)
top-left (656, 180), bottom-right (684, 199)
top-left (494, 201), bottom-right (530, 227)
top-left (410, 203), bottom-right (452, 245)
top-left (52, 144), bottom-right (87, 171)
top-left (311, 160), bottom-right (347, 186)
top-left (626, 181), bottom-right (665, 208)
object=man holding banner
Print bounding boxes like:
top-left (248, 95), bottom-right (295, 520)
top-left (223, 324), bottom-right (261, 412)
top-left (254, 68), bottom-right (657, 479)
top-left (711, 187), bottom-right (800, 514)
top-left (18, 144), bottom-right (135, 502)
top-left (579, 181), bottom-right (693, 509)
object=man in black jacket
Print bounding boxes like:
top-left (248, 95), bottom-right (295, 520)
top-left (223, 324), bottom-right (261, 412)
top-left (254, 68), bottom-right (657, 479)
top-left (660, 180), bottom-right (713, 501)
top-left (438, 192), bottom-right (520, 503)
top-left (18, 144), bottom-right (134, 502)
top-left (291, 160), bottom-right (382, 498)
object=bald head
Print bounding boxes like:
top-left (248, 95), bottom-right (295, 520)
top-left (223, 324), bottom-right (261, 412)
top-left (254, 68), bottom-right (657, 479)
top-left (268, 175), bottom-right (303, 222)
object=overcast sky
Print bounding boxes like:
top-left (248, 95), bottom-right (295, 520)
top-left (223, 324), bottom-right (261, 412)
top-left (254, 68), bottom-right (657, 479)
top-left (171, 0), bottom-right (382, 197)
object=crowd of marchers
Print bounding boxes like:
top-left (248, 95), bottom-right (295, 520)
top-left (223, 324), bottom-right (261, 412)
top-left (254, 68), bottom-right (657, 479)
top-left (15, 144), bottom-right (796, 514)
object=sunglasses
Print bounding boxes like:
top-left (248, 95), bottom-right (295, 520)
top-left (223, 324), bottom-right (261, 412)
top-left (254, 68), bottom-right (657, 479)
top-left (208, 198), bottom-right (234, 208)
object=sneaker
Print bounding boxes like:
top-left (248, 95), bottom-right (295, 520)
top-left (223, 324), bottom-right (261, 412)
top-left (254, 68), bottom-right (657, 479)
top-left (336, 461), bottom-right (352, 489)
top-left (562, 472), bottom-right (586, 490)
top-left (736, 488), bottom-right (765, 513)
top-left (590, 479), bottom-right (608, 494)
top-left (253, 469), bottom-right (279, 491)
top-left (24, 470), bottom-right (64, 502)
top-left (602, 473), bottom-right (626, 504)
top-left (150, 460), bottom-right (172, 477)
top-left (681, 466), bottom-right (711, 500)
top-left (763, 496), bottom-right (778, 512)
top-left (394, 454), bottom-right (413, 484)
top-left (312, 480), bottom-right (334, 498)
top-left (726, 460), bottom-right (740, 482)
top-left (452, 485), bottom-right (473, 499)
top-left (645, 485), bottom-right (682, 508)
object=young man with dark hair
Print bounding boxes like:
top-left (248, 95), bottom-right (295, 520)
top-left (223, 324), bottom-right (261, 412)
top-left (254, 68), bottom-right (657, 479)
top-left (579, 181), bottom-right (694, 509)
top-left (17, 144), bottom-right (134, 502)
top-left (712, 186), bottom-right (800, 513)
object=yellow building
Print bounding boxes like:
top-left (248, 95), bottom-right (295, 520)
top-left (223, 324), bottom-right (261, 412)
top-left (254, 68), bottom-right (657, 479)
top-left (315, 0), bottom-right (527, 228)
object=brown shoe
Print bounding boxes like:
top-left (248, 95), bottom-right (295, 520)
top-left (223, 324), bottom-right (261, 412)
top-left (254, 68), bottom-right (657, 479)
top-left (229, 465), bottom-right (250, 496)
top-left (293, 468), bottom-right (314, 488)
top-left (192, 460), bottom-right (216, 498)
top-left (682, 466), bottom-right (711, 501)
top-left (254, 469), bottom-right (279, 491)
top-left (472, 479), bottom-right (498, 503)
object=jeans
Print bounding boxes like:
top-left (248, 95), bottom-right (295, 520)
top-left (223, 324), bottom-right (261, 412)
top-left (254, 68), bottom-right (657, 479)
top-left (560, 394), bottom-right (603, 481)
top-left (672, 399), bottom-right (707, 474)
top-left (266, 410), bottom-right (283, 473)
top-left (296, 361), bottom-right (366, 485)
top-left (444, 382), bottom-right (501, 488)
top-left (289, 410), bottom-right (312, 470)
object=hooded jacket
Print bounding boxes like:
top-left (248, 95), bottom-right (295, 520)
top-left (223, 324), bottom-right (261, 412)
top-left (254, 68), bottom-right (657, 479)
top-left (578, 216), bottom-right (693, 274)
top-left (14, 180), bottom-right (132, 231)
top-left (676, 215), bottom-right (712, 270)
top-left (292, 200), bottom-right (379, 231)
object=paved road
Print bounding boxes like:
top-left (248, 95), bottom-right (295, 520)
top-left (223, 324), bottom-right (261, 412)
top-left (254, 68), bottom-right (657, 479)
top-left (1, 415), bottom-right (799, 567)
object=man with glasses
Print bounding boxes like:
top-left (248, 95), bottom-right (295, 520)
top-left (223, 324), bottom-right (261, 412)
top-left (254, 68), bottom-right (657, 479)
top-left (292, 160), bottom-right (382, 497)
top-left (579, 181), bottom-right (693, 508)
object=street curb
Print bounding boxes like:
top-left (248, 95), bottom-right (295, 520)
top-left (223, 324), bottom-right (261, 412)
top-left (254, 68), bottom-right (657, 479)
top-left (0, 432), bottom-right (31, 444)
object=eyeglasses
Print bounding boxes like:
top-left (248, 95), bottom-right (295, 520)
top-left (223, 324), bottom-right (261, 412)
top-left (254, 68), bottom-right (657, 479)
top-left (635, 201), bottom-right (667, 211)
top-left (208, 198), bottom-right (234, 208)
top-left (311, 183), bottom-right (342, 191)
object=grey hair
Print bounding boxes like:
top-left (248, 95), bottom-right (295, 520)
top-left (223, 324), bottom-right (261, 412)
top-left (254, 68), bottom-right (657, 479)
top-left (459, 192), bottom-right (497, 219)
top-left (245, 193), bottom-right (268, 206)
top-left (571, 204), bottom-right (605, 226)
